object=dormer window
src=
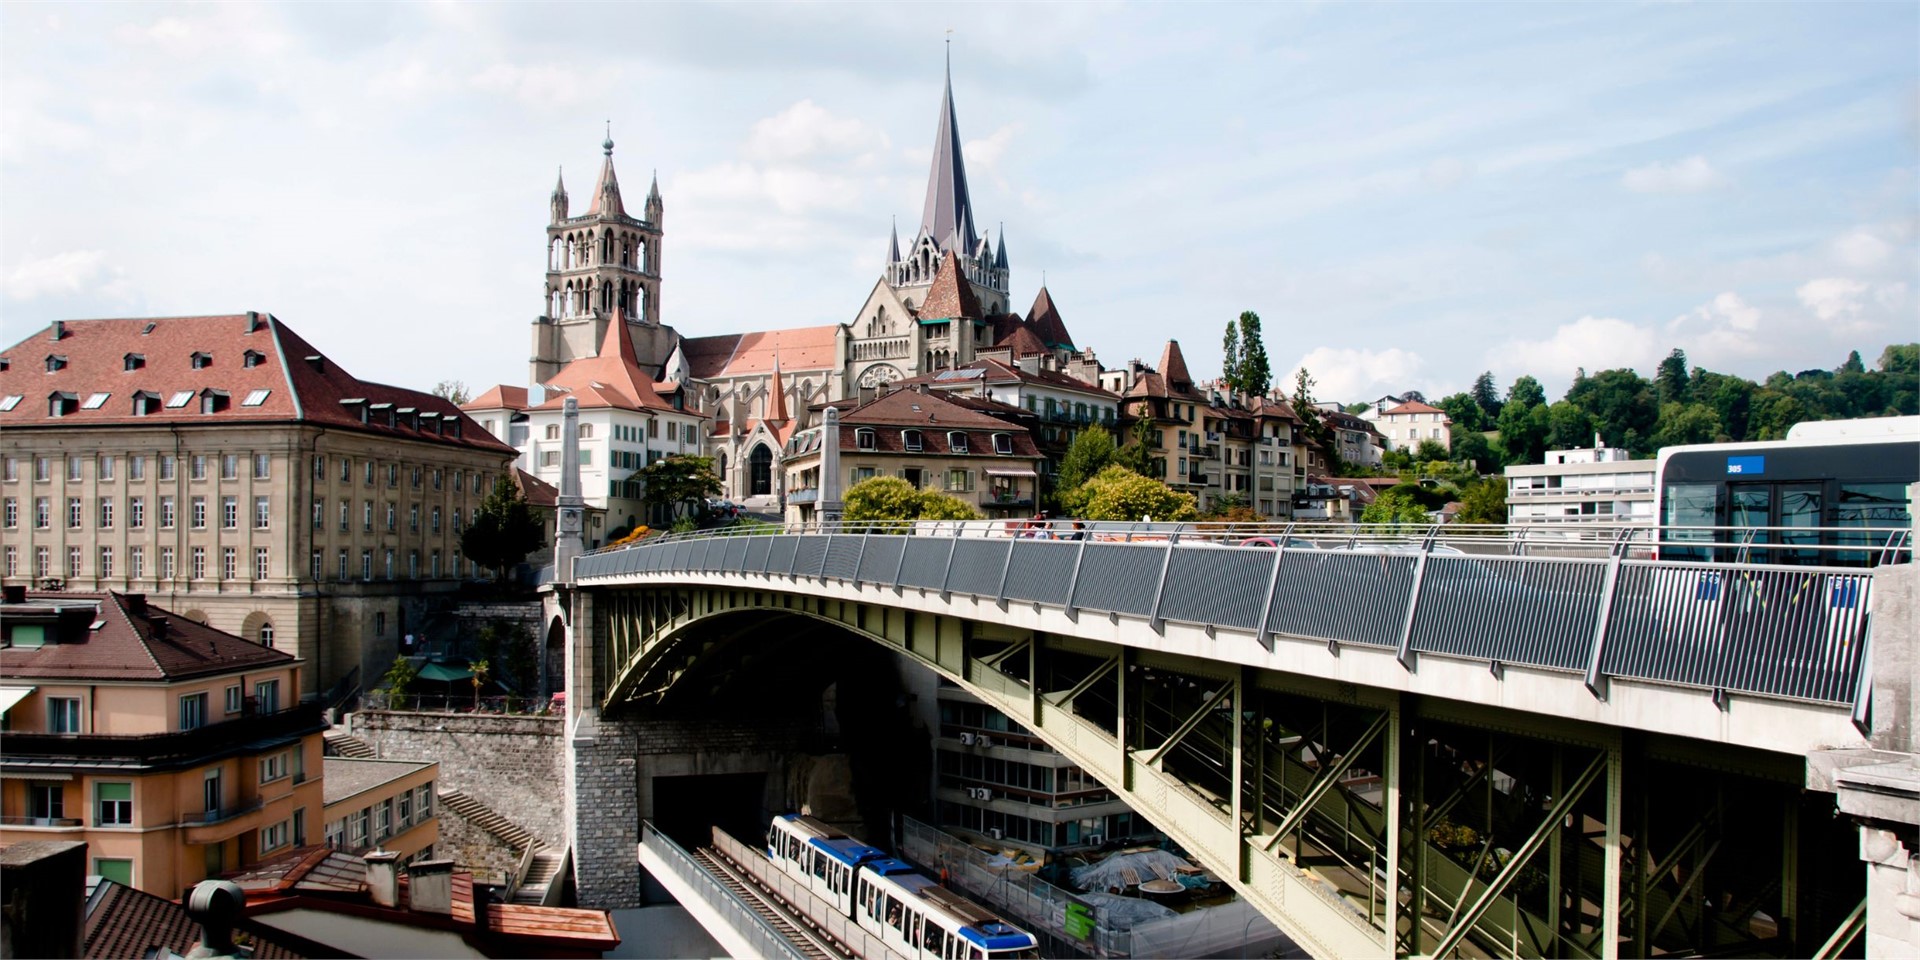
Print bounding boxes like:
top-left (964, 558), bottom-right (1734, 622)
top-left (199, 389), bottom-right (230, 414)
top-left (396, 407), bottom-right (416, 429)
top-left (902, 429), bottom-right (923, 452)
top-left (242, 350), bottom-right (266, 369)
top-left (856, 428), bottom-right (877, 450)
top-left (191, 352), bottom-right (211, 370)
top-left (48, 392), bottom-right (78, 417)
top-left (46, 355), bottom-right (67, 373)
top-left (342, 398), bottom-right (368, 424)
top-left (132, 391), bottom-right (162, 416)
top-left (370, 402), bottom-right (394, 427)
top-left (992, 433), bottom-right (1013, 455)
top-left (124, 353), bottom-right (145, 371)
top-left (948, 432), bottom-right (969, 454)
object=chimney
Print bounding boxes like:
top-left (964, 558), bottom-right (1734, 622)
top-left (245, 311), bottom-right (262, 333)
top-left (49, 320), bottom-right (65, 341)
top-left (406, 859), bottom-right (455, 916)
top-left (123, 593), bottom-right (146, 617)
top-left (152, 617), bottom-right (169, 641)
top-left (184, 880), bottom-right (247, 958)
top-left (472, 882), bottom-right (493, 934)
top-left (858, 386), bottom-right (876, 406)
top-left (364, 850), bottom-right (402, 908)
top-left (2, 584), bottom-right (23, 604)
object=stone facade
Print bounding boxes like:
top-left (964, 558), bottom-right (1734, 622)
top-left (347, 711), bottom-right (566, 849)
top-left (433, 801), bottom-right (525, 887)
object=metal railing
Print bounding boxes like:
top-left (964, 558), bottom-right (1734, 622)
top-left (638, 821), bottom-right (812, 960)
top-left (178, 797), bottom-right (265, 827)
top-left (1, 702), bottom-right (327, 766)
top-left (578, 521), bottom-right (1910, 712)
top-left (709, 828), bottom-right (892, 959)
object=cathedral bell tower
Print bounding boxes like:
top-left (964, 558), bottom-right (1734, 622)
top-left (531, 131), bottom-right (668, 384)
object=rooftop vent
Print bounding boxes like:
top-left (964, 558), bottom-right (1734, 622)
top-left (245, 311), bottom-right (263, 333)
top-left (49, 320), bottom-right (65, 341)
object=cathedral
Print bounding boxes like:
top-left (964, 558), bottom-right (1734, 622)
top-left (473, 59), bottom-right (1094, 516)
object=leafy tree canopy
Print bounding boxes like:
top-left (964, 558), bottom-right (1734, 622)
top-left (1220, 311), bottom-right (1273, 396)
top-left (641, 455), bottom-right (723, 517)
top-left (1057, 427), bottom-right (1118, 493)
top-left (1361, 490), bottom-right (1431, 528)
top-left (1074, 466), bottom-right (1198, 522)
top-left (461, 475), bottom-right (546, 578)
top-left (1470, 372), bottom-right (1504, 421)
top-left (843, 476), bottom-right (982, 529)
top-left (1454, 479), bottom-right (1508, 525)
top-left (432, 380), bottom-right (472, 405)
top-left (1114, 417), bottom-right (1160, 477)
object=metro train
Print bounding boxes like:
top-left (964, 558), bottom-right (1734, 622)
top-left (766, 814), bottom-right (1041, 960)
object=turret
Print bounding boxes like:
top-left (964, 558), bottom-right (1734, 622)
top-left (550, 168), bottom-right (568, 223)
top-left (645, 171), bottom-right (663, 224)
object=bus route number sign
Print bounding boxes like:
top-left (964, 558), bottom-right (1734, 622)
top-left (1725, 455), bottom-right (1765, 476)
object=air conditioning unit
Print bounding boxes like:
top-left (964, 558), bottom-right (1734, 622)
top-left (959, 733), bottom-right (976, 746)
top-left (976, 735), bottom-right (993, 748)
top-left (988, 828), bottom-right (1004, 840)
top-left (977, 789), bottom-right (993, 802)
top-left (1085, 833), bottom-right (1103, 846)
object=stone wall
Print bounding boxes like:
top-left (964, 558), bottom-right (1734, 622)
top-left (434, 804), bottom-right (525, 887)
top-left (349, 711), bottom-right (566, 848)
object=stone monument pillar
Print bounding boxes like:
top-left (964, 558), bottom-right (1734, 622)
top-left (554, 397), bottom-right (585, 582)
top-left (819, 406), bottom-right (843, 526)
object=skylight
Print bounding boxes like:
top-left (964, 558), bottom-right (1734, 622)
top-left (166, 391), bottom-right (195, 409)
top-left (0, 395), bottom-right (20, 412)
top-left (242, 389), bottom-right (272, 407)
top-left (82, 392), bottom-right (110, 410)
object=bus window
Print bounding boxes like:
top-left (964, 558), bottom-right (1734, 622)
top-left (1728, 485), bottom-right (1771, 557)
top-left (1838, 483), bottom-right (1912, 564)
top-left (1780, 483), bottom-right (1822, 564)
top-left (1665, 482), bottom-right (1718, 561)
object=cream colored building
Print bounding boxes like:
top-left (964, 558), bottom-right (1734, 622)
top-left (322, 758), bottom-right (439, 862)
top-left (0, 314), bottom-right (517, 695)
top-left (0, 590), bottom-right (325, 897)
top-left (1371, 399), bottom-right (1453, 453)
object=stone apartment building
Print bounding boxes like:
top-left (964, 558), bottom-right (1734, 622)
top-left (0, 313), bottom-right (518, 695)
top-left (0, 589), bottom-right (327, 896)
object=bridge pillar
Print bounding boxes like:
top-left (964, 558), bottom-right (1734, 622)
top-left (1837, 559), bottom-right (1920, 956)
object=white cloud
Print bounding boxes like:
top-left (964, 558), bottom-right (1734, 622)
top-left (469, 63), bottom-right (610, 107)
top-left (1666, 291), bottom-right (1764, 362)
top-left (1797, 277), bottom-right (1873, 327)
top-left (1283, 347), bottom-right (1426, 404)
top-left (1490, 316), bottom-right (1658, 383)
top-left (1423, 156), bottom-right (1471, 189)
top-left (746, 100), bottom-right (888, 163)
top-left (1621, 155), bottom-right (1724, 193)
top-left (1832, 227), bottom-right (1894, 270)
top-left (5, 250), bottom-right (108, 301)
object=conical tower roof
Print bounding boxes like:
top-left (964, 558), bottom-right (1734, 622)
top-left (767, 351), bottom-right (790, 423)
top-left (919, 55), bottom-right (977, 254)
top-left (588, 134), bottom-right (626, 218)
top-left (918, 253), bottom-right (983, 320)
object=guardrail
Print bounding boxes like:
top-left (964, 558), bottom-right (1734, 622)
top-left (579, 523), bottom-right (1903, 712)
top-left (638, 821), bottom-right (813, 960)
top-left (710, 827), bottom-right (892, 959)
top-left (1, 703), bottom-right (327, 767)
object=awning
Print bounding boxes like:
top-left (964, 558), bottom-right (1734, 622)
top-left (0, 687), bottom-right (34, 717)
top-left (416, 663), bottom-right (474, 683)
top-left (983, 468), bottom-right (1038, 478)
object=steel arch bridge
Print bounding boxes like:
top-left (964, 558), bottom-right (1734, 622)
top-left (571, 530), bottom-right (1882, 958)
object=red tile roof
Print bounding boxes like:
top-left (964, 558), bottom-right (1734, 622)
top-left (466, 383), bottom-right (529, 411)
top-left (680, 325), bottom-right (840, 379)
top-left (995, 325), bottom-right (1049, 358)
top-left (1382, 400), bottom-right (1445, 416)
top-left (513, 467), bottom-right (560, 508)
top-left (1024, 286), bottom-right (1074, 348)
top-left (826, 389), bottom-right (1042, 459)
top-left (917, 253), bottom-right (982, 320)
top-left (0, 315), bottom-right (514, 456)
top-left (0, 592), bottom-right (296, 683)
top-left (84, 878), bottom-right (310, 959)
top-left (535, 311), bottom-right (683, 413)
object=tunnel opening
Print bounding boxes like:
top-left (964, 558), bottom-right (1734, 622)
top-left (652, 772), bottom-right (770, 851)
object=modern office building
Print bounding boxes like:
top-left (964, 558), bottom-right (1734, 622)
top-left (1505, 444), bottom-right (1656, 527)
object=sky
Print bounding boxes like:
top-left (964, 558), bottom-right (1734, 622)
top-left (3, 2), bottom-right (1916, 404)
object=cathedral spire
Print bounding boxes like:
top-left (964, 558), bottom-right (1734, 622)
top-left (995, 222), bottom-right (1008, 270)
top-left (887, 217), bottom-right (902, 265)
top-left (588, 129), bottom-right (625, 218)
top-left (919, 48), bottom-right (977, 255)
top-left (550, 167), bottom-right (569, 223)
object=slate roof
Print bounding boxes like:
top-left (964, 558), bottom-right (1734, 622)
top-left (0, 592), bottom-right (296, 683)
top-left (680, 325), bottom-right (840, 379)
top-left (825, 389), bottom-right (1042, 459)
top-left (994, 325), bottom-right (1049, 358)
top-left (917, 254), bottom-right (982, 321)
top-left (0, 315), bottom-right (514, 456)
top-left (919, 62), bottom-right (978, 253)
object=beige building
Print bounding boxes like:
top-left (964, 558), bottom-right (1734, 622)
top-left (322, 758), bottom-right (439, 862)
top-left (1506, 444), bottom-right (1656, 528)
top-left (0, 590), bottom-right (325, 896)
top-left (781, 387), bottom-right (1046, 523)
top-left (1112, 342), bottom-right (1305, 517)
top-left (1371, 399), bottom-right (1453, 453)
top-left (0, 313), bottom-right (517, 695)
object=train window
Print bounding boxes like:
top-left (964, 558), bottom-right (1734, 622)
top-left (924, 921), bottom-right (942, 952)
top-left (885, 897), bottom-right (904, 931)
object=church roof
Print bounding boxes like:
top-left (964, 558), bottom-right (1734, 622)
top-left (766, 352), bottom-right (790, 423)
top-left (587, 137), bottom-right (625, 218)
top-left (918, 254), bottom-right (982, 320)
top-left (535, 312), bottom-right (682, 413)
top-left (920, 58), bottom-right (977, 254)
top-left (680, 325), bottom-right (840, 379)
top-left (995, 325), bottom-right (1049, 358)
top-left (1160, 339), bottom-right (1195, 393)
top-left (464, 383), bottom-right (529, 411)
top-left (1024, 286), bottom-right (1073, 348)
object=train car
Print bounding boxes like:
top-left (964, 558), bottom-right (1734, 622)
top-left (854, 858), bottom-right (1040, 960)
top-left (765, 814), bottom-right (886, 915)
top-left (1655, 417), bottom-right (1918, 565)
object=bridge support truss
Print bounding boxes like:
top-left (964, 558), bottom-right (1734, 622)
top-left (589, 584), bottom-right (1860, 959)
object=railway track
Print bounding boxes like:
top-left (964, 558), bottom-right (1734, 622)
top-left (689, 846), bottom-right (845, 960)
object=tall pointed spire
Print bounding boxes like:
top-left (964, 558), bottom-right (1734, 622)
top-left (994, 223), bottom-right (1008, 270)
top-left (919, 44), bottom-right (977, 255)
top-left (887, 217), bottom-right (902, 265)
top-left (588, 127), bottom-right (625, 218)
top-left (767, 350), bottom-right (790, 423)
top-left (550, 167), bottom-right (569, 223)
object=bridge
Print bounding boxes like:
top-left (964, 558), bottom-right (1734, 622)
top-left (554, 520), bottom-right (1920, 958)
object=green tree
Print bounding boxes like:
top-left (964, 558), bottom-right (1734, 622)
top-left (1565, 368), bottom-right (1658, 454)
top-left (462, 475), bottom-right (546, 579)
top-left (1651, 401), bottom-right (1723, 448)
top-left (1507, 375), bottom-right (1547, 411)
top-left (1449, 426), bottom-right (1496, 472)
top-left (1879, 343), bottom-right (1919, 377)
top-left (432, 380), bottom-right (472, 405)
top-left (640, 455), bottom-right (723, 521)
top-left (843, 476), bottom-right (982, 529)
top-left (1291, 367), bottom-right (1338, 472)
top-left (1114, 417), bottom-right (1160, 477)
top-left (1413, 438), bottom-right (1450, 464)
top-left (476, 620), bottom-right (537, 696)
top-left (1056, 427), bottom-right (1118, 493)
top-left (379, 655), bottom-right (418, 700)
top-left (1470, 371), bottom-right (1504, 422)
top-left (1221, 322), bottom-right (1240, 392)
top-left (1361, 490), bottom-right (1431, 528)
top-left (1437, 392), bottom-right (1484, 433)
top-left (1074, 466), bottom-right (1198, 522)
top-left (1655, 348), bottom-right (1691, 406)
top-left (1497, 396), bottom-right (1550, 466)
top-left (1842, 350), bottom-right (1866, 374)
top-left (1454, 480), bottom-right (1508, 525)
top-left (1230, 311), bottom-right (1272, 396)
top-left (1544, 400), bottom-right (1595, 451)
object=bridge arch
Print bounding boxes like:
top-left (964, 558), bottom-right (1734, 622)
top-left (590, 583), bottom-right (1852, 959)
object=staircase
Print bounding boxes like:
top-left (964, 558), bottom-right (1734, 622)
top-left (512, 849), bottom-right (566, 905)
top-left (436, 789), bottom-right (541, 853)
top-left (323, 730), bottom-right (377, 759)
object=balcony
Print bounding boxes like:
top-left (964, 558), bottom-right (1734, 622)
top-left (178, 796), bottom-right (265, 828)
top-left (1, 703), bottom-right (326, 770)
top-left (0, 815), bottom-right (83, 829)
top-left (787, 488), bottom-right (818, 505)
